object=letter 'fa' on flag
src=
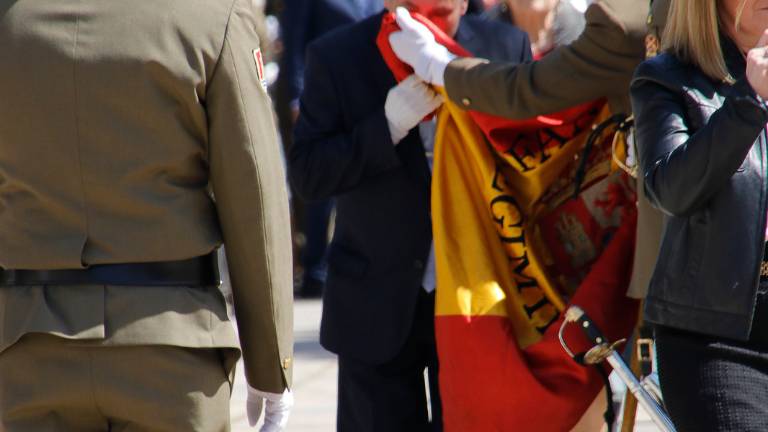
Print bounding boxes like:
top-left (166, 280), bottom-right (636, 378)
top-left (378, 13), bottom-right (639, 432)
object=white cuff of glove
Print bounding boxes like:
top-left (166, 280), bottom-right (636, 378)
top-left (386, 117), bottom-right (410, 145)
top-left (388, 7), bottom-right (456, 86)
top-left (422, 43), bottom-right (455, 87)
top-left (247, 386), bottom-right (294, 432)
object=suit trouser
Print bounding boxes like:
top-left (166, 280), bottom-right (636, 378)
top-left (337, 290), bottom-right (443, 432)
top-left (0, 333), bottom-right (231, 432)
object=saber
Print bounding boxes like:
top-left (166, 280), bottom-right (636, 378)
top-left (559, 306), bottom-right (676, 432)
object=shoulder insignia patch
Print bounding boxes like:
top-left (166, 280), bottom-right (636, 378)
top-left (253, 48), bottom-right (268, 90)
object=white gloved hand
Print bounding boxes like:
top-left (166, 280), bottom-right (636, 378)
top-left (385, 74), bottom-right (444, 144)
top-left (247, 386), bottom-right (294, 432)
top-left (388, 7), bottom-right (456, 86)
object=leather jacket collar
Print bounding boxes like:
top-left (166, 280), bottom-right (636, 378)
top-left (722, 34), bottom-right (747, 82)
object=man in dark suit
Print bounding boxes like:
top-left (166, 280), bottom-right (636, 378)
top-left (277, 0), bottom-right (383, 298)
top-left (289, 0), bottom-right (531, 430)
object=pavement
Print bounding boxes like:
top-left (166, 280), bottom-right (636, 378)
top-left (228, 298), bottom-right (661, 432)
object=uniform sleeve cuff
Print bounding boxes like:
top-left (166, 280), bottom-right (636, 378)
top-left (443, 57), bottom-right (490, 109)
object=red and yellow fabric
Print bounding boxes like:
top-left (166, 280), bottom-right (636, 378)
top-left (378, 13), bottom-right (639, 431)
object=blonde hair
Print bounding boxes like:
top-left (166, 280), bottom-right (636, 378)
top-left (662, 0), bottom-right (747, 84)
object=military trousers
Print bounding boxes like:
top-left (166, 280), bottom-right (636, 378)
top-left (0, 334), bottom-right (231, 432)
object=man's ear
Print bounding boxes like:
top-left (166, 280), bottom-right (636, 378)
top-left (460, 0), bottom-right (468, 15)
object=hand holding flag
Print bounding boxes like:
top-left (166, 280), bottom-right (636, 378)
top-left (388, 7), bottom-right (455, 86)
top-left (385, 74), bottom-right (444, 144)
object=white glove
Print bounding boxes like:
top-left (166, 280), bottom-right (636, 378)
top-left (388, 7), bottom-right (456, 86)
top-left (385, 74), bottom-right (444, 144)
top-left (247, 386), bottom-right (294, 432)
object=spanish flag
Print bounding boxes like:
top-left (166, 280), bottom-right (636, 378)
top-left (378, 13), bottom-right (639, 431)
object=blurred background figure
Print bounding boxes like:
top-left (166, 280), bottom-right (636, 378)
top-left (276, 0), bottom-right (384, 298)
top-left (485, 0), bottom-right (586, 57)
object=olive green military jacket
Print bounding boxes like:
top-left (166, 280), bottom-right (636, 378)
top-left (0, 0), bottom-right (292, 392)
top-left (444, 0), bottom-right (670, 299)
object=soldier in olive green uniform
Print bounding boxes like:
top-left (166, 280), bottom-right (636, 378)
top-left (0, 0), bottom-right (293, 430)
top-left (390, 0), bottom-right (669, 299)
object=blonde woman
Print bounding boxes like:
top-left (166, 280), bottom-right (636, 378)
top-left (631, 0), bottom-right (768, 430)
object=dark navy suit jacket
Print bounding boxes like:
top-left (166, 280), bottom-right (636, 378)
top-left (290, 12), bottom-right (531, 364)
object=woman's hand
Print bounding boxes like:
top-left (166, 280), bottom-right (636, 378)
top-left (747, 30), bottom-right (768, 100)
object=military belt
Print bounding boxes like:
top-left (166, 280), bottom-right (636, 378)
top-left (0, 253), bottom-right (219, 287)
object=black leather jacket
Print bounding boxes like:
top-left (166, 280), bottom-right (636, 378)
top-left (631, 38), bottom-right (768, 340)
